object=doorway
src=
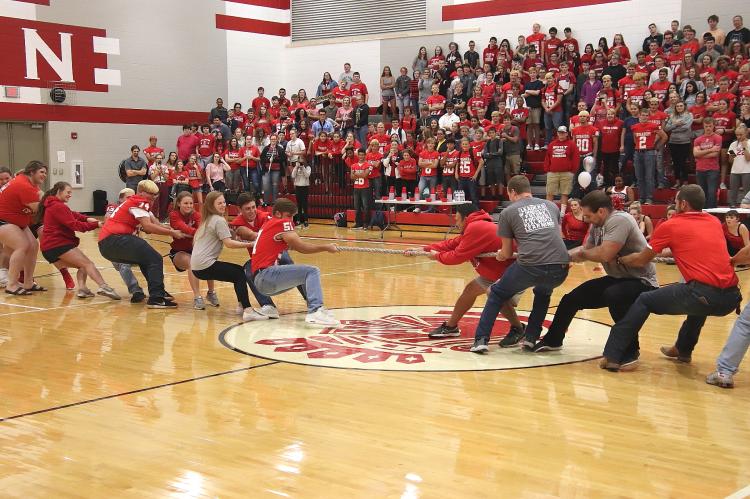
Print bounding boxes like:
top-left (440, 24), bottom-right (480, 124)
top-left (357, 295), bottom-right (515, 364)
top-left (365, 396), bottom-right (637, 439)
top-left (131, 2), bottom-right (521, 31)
top-left (0, 122), bottom-right (48, 188)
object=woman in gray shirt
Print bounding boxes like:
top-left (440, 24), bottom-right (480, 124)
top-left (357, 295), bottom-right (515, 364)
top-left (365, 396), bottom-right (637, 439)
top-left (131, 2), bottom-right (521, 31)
top-left (663, 101), bottom-right (694, 187)
top-left (190, 191), bottom-right (264, 322)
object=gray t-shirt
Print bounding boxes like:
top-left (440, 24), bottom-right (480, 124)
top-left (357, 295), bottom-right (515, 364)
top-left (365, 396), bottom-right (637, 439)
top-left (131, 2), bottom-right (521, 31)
top-left (587, 211), bottom-right (658, 287)
top-left (499, 197), bottom-right (569, 265)
top-left (190, 215), bottom-right (232, 271)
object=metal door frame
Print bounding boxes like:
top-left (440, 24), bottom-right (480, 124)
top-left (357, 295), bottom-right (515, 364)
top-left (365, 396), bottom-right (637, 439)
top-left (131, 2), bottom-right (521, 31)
top-left (1, 121), bottom-right (49, 189)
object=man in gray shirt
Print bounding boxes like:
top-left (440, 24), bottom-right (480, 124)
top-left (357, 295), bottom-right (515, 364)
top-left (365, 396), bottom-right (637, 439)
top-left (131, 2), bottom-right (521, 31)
top-left (532, 191), bottom-right (658, 367)
top-left (471, 175), bottom-right (570, 353)
top-left (121, 145), bottom-right (147, 191)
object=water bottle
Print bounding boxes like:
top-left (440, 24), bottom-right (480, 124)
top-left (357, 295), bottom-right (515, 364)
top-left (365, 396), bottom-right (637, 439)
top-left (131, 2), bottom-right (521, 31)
top-left (388, 186), bottom-right (395, 200)
top-left (447, 188), bottom-right (453, 202)
top-left (401, 187), bottom-right (408, 201)
top-left (414, 187), bottom-right (420, 201)
top-left (430, 187), bottom-right (436, 201)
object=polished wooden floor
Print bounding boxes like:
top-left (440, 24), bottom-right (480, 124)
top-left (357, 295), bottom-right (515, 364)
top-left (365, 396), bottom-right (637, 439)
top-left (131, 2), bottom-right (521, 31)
top-left (1, 223), bottom-right (749, 498)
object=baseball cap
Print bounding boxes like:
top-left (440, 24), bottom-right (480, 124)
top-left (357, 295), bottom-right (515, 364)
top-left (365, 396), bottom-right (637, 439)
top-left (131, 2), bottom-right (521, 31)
top-left (557, 126), bottom-right (568, 132)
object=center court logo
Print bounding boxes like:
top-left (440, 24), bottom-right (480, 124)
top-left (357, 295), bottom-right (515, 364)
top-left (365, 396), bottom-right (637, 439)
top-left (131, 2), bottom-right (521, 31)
top-left (220, 306), bottom-right (609, 371)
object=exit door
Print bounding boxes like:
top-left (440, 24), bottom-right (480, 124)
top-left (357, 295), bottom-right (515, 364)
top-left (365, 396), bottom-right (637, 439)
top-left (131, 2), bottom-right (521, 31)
top-left (0, 122), bottom-right (48, 187)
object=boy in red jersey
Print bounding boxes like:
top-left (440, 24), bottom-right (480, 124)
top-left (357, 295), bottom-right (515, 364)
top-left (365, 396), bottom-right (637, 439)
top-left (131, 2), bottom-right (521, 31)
top-left (408, 204), bottom-right (525, 339)
top-left (251, 198), bottom-right (340, 326)
top-left (544, 126), bottom-right (579, 215)
top-left (440, 138), bottom-right (459, 193)
top-left (457, 137), bottom-right (483, 208)
top-left (693, 117), bottom-right (723, 208)
top-left (99, 180), bottom-right (185, 308)
top-left (349, 148), bottom-right (372, 229)
top-left (631, 107), bottom-right (668, 204)
top-left (251, 87), bottom-right (270, 112)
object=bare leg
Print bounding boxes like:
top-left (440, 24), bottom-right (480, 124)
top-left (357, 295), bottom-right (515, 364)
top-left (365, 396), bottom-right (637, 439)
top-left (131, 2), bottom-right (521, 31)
top-left (174, 252), bottom-right (200, 298)
top-left (58, 248), bottom-right (108, 287)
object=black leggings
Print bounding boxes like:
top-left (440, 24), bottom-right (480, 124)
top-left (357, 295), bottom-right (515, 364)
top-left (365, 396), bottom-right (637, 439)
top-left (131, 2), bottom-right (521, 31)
top-left (295, 185), bottom-right (309, 224)
top-left (192, 260), bottom-right (251, 308)
top-left (99, 234), bottom-right (165, 298)
top-left (668, 142), bottom-right (691, 183)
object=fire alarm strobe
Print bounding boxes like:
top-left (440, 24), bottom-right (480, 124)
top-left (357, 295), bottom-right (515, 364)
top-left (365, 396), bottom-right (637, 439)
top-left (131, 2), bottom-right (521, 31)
top-left (50, 87), bottom-right (66, 103)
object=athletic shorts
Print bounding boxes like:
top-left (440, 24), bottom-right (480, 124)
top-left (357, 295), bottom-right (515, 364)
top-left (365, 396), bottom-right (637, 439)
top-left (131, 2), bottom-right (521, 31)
top-left (505, 155), bottom-right (522, 176)
top-left (528, 108), bottom-right (542, 125)
top-left (546, 172), bottom-right (574, 196)
top-left (474, 276), bottom-right (522, 306)
top-left (42, 244), bottom-right (76, 264)
top-left (168, 249), bottom-right (190, 272)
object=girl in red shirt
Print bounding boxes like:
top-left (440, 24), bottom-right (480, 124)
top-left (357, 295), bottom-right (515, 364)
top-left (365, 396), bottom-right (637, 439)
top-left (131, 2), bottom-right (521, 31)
top-left (417, 138), bottom-right (439, 195)
top-left (398, 149), bottom-right (418, 196)
top-left (311, 131), bottom-right (331, 192)
top-left (185, 154), bottom-right (204, 206)
top-left (457, 138), bottom-right (483, 207)
top-left (38, 182), bottom-right (120, 299)
top-left (0, 161), bottom-right (46, 295)
top-left (561, 198), bottom-right (591, 249)
top-left (169, 191), bottom-right (217, 309)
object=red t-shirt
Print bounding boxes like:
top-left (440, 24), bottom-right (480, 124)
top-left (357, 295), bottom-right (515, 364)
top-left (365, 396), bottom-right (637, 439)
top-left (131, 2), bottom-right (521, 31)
top-left (647, 110), bottom-right (668, 128)
top-left (544, 140), bottom-right (579, 172)
top-left (631, 122), bottom-right (661, 150)
top-left (526, 33), bottom-right (546, 54)
top-left (649, 212), bottom-right (738, 288)
top-left (442, 149), bottom-right (459, 176)
top-left (467, 97), bottom-right (487, 117)
top-left (251, 97), bottom-right (270, 112)
top-left (224, 149), bottom-right (243, 171)
top-left (99, 194), bottom-right (151, 240)
top-left (543, 83), bottom-right (563, 111)
top-left (545, 38), bottom-right (562, 60)
top-left (197, 134), bottom-right (215, 157)
top-left (419, 150), bottom-right (439, 176)
top-left (365, 151), bottom-right (382, 179)
top-left (426, 95), bottom-right (446, 116)
top-left (712, 111), bottom-right (737, 140)
top-left (0, 174), bottom-right (40, 228)
top-left (596, 119), bottom-right (624, 154)
top-left (570, 124), bottom-right (600, 155)
top-left (350, 161), bottom-right (371, 189)
top-left (240, 145), bottom-right (259, 169)
top-left (169, 209), bottom-right (200, 253)
top-left (627, 87), bottom-right (647, 107)
top-left (251, 217), bottom-right (295, 272)
top-left (694, 134), bottom-right (723, 171)
top-left (483, 46), bottom-right (498, 66)
top-left (510, 108), bottom-right (529, 139)
top-left (649, 80), bottom-right (671, 101)
top-left (399, 158), bottom-right (417, 180)
top-left (143, 146), bottom-right (164, 164)
top-left (349, 82), bottom-right (368, 101)
top-left (457, 150), bottom-right (478, 178)
top-left (186, 163), bottom-right (203, 189)
top-left (562, 212), bottom-right (590, 242)
top-left (177, 134), bottom-right (200, 162)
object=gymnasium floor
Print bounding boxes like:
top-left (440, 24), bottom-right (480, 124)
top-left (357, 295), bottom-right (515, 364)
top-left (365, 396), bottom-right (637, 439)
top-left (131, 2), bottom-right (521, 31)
top-left (0, 223), bottom-right (749, 498)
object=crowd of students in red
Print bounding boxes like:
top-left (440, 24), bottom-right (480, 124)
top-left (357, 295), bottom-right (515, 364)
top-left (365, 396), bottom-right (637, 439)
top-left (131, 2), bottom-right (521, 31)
top-left (118, 14), bottom-right (750, 227)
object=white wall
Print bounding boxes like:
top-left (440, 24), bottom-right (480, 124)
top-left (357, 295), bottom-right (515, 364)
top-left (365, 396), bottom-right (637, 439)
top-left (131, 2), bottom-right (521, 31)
top-left (47, 122), bottom-right (180, 212)
top-left (680, 0), bottom-right (747, 40)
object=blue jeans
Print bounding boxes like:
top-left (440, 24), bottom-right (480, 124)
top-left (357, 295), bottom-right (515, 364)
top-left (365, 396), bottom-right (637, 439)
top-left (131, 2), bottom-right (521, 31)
top-left (243, 251), bottom-right (305, 308)
top-left (603, 281), bottom-right (741, 363)
top-left (655, 146), bottom-right (668, 188)
top-left (543, 110), bottom-right (563, 145)
top-left (262, 170), bottom-right (281, 204)
top-left (355, 126), bottom-right (368, 147)
top-left (113, 262), bottom-right (143, 295)
top-left (633, 150), bottom-right (656, 202)
top-left (696, 169), bottom-right (720, 209)
top-left (474, 262), bottom-right (570, 342)
top-left (417, 176), bottom-right (437, 196)
top-left (717, 302), bottom-right (750, 375)
top-left (254, 264), bottom-right (324, 313)
top-left (459, 178), bottom-right (479, 208)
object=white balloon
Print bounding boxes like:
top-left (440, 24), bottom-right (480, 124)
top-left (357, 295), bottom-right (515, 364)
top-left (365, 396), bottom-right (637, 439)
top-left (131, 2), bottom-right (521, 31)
top-left (578, 171), bottom-right (592, 189)
top-left (583, 155), bottom-right (596, 173)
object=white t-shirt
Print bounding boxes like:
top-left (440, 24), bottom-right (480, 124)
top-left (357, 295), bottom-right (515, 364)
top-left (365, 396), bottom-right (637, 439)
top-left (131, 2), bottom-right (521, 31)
top-left (730, 139), bottom-right (750, 174)
top-left (286, 138), bottom-right (306, 163)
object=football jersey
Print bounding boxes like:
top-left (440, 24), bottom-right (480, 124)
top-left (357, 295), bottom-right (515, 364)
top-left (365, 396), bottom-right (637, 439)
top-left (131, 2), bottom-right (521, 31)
top-left (457, 150), bottom-right (478, 178)
top-left (442, 149), bottom-right (459, 175)
top-left (99, 194), bottom-right (151, 240)
top-left (631, 122), bottom-right (661, 150)
top-left (251, 217), bottom-right (294, 272)
top-left (570, 125), bottom-right (600, 155)
top-left (350, 161), bottom-right (371, 189)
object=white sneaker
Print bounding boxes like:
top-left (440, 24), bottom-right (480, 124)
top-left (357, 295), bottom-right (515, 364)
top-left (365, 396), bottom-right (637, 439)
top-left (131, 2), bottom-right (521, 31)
top-left (259, 305), bottom-right (280, 319)
top-left (526, 144), bottom-right (532, 150)
top-left (97, 284), bottom-right (121, 300)
top-left (0, 268), bottom-right (8, 288)
top-left (305, 307), bottom-right (341, 327)
top-left (235, 303), bottom-right (244, 315)
top-left (242, 308), bottom-right (270, 322)
top-left (720, 182), bottom-right (727, 190)
top-left (534, 144), bottom-right (540, 151)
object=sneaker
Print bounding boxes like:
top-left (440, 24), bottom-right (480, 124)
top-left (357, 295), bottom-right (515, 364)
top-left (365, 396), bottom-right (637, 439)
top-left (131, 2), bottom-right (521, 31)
top-left (428, 322), bottom-right (461, 338)
top-left (706, 371), bottom-right (734, 388)
top-left (305, 307), bottom-right (341, 327)
top-left (644, 199), bottom-right (653, 205)
top-left (352, 225), bottom-right (363, 230)
top-left (194, 297), bottom-right (206, 310)
top-left (469, 338), bottom-right (489, 354)
top-left (235, 304), bottom-right (244, 315)
top-left (541, 144), bottom-right (547, 150)
top-left (131, 291), bottom-right (146, 304)
top-left (521, 339), bottom-right (536, 351)
top-left (598, 357), bottom-right (622, 371)
top-left (259, 305), bottom-right (280, 319)
top-left (531, 341), bottom-right (563, 353)
top-left (499, 326), bottom-right (525, 348)
top-left (60, 268), bottom-right (75, 290)
top-left (242, 308), bottom-right (269, 322)
top-left (76, 288), bottom-right (95, 299)
top-left (660, 345), bottom-right (691, 363)
top-left (619, 357), bottom-right (640, 372)
top-left (720, 182), bottom-right (727, 190)
top-left (526, 144), bottom-right (532, 150)
top-left (147, 297), bottom-right (177, 309)
top-left (163, 291), bottom-right (175, 302)
top-left (97, 285), bottom-right (121, 300)
top-left (206, 291), bottom-right (220, 307)
top-left (534, 144), bottom-right (540, 151)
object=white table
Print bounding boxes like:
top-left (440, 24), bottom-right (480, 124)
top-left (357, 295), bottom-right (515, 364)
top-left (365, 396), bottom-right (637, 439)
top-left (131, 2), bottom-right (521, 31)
top-left (374, 199), bottom-right (473, 238)
top-left (704, 208), bottom-right (750, 214)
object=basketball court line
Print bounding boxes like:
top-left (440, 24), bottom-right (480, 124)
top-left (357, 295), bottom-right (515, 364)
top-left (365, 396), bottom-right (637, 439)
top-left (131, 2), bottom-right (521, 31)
top-left (0, 361), bottom-right (280, 423)
top-left (726, 485), bottom-right (750, 499)
top-left (0, 302), bottom-right (46, 310)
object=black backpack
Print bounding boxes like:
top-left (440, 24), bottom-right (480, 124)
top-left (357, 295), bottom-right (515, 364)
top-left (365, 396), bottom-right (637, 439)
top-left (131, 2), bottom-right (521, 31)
top-left (118, 160), bottom-right (127, 182)
top-left (369, 210), bottom-right (387, 230)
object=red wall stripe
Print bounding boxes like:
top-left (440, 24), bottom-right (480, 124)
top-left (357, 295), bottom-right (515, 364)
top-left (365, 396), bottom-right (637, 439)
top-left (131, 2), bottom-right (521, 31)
top-left (0, 103), bottom-right (206, 126)
top-left (12, 0), bottom-right (50, 4)
top-left (443, 0), bottom-right (627, 22)
top-left (223, 0), bottom-right (290, 9)
top-left (215, 13), bottom-right (289, 36)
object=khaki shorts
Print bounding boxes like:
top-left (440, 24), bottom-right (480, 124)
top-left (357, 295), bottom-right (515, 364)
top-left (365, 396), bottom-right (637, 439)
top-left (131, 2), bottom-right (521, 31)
top-left (546, 172), bottom-right (573, 196)
top-left (474, 276), bottom-right (522, 306)
top-left (505, 154), bottom-right (522, 176)
top-left (528, 108), bottom-right (542, 125)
